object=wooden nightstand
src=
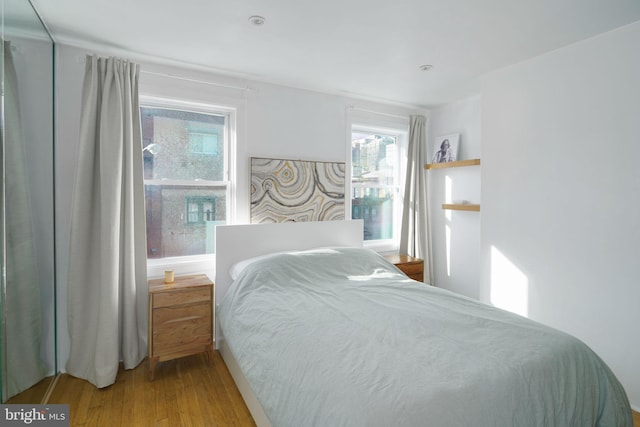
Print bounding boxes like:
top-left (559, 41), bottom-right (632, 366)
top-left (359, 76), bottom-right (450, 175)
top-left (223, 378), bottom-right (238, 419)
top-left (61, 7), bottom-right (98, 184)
top-left (384, 254), bottom-right (424, 282)
top-left (148, 274), bottom-right (215, 380)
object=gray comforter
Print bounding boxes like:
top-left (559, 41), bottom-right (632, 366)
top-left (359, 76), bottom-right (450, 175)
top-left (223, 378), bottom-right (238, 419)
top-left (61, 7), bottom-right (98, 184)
top-left (219, 247), bottom-right (632, 427)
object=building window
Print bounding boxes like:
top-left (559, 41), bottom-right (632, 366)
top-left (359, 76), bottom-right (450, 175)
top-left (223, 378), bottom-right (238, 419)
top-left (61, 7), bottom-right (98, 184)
top-left (188, 131), bottom-right (218, 155)
top-left (186, 196), bottom-right (217, 224)
top-left (351, 129), bottom-right (401, 245)
top-left (141, 104), bottom-right (230, 259)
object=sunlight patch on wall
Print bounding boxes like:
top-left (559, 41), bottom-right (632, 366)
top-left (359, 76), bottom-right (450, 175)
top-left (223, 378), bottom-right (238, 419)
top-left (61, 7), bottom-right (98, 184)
top-left (444, 175), bottom-right (453, 276)
top-left (445, 175), bottom-right (452, 221)
top-left (490, 246), bottom-right (529, 317)
top-left (445, 224), bottom-right (451, 276)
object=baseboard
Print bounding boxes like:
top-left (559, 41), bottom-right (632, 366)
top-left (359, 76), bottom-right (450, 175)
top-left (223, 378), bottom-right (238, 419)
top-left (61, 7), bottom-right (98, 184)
top-left (41, 374), bottom-right (61, 404)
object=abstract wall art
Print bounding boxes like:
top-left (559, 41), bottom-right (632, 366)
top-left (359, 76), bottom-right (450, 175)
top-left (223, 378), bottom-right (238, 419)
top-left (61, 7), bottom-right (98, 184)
top-left (250, 157), bottom-right (345, 223)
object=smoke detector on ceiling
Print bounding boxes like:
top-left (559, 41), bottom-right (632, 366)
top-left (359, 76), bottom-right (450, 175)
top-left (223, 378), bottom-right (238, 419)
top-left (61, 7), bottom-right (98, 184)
top-left (248, 15), bottom-right (266, 26)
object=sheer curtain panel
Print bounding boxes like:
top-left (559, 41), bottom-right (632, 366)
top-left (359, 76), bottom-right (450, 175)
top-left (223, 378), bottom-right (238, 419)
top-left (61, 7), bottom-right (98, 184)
top-left (400, 115), bottom-right (433, 284)
top-left (66, 55), bottom-right (147, 388)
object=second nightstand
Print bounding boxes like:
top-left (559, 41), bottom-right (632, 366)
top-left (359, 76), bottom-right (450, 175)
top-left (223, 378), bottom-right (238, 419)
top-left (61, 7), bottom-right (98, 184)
top-left (384, 254), bottom-right (424, 282)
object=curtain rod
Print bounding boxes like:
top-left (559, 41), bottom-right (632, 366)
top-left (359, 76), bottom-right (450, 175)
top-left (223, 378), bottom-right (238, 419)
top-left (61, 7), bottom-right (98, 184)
top-left (347, 105), bottom-right (409, 121)
top-left (140, 70), bottom-right (251, 91)
top-left (75, 55), bottom-right (251, 91)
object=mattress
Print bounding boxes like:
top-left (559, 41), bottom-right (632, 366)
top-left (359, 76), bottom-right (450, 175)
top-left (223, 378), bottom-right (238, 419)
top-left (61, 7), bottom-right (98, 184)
top-left (218, 247), bottom-right (632, 427)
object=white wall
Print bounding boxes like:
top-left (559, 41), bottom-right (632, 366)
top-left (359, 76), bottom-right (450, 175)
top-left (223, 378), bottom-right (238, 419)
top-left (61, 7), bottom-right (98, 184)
top-left (428, 96), bottom-right (482, 298)
top-left (54, 43), bottom-right (426, 370)
top-left (481, 21), bottom-right (640, 409)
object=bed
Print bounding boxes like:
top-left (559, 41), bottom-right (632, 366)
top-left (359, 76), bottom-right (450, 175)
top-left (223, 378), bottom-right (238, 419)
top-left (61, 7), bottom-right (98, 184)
top-left (215, 220), bottom-right (632, 427)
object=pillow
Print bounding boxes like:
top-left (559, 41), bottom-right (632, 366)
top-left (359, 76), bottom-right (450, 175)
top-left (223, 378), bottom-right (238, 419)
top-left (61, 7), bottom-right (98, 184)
top-left (229, 251), bottom-right (288, 280)
top-left (229, 246), bottom-right (358, 280)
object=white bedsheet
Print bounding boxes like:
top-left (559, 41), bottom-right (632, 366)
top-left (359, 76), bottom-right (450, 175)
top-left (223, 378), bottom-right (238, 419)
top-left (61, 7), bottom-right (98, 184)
top-left (218, 247), bottom-right (631, 427)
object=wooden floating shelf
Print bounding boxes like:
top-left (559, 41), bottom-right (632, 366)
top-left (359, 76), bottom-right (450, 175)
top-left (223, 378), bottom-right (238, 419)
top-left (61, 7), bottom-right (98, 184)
top-left (442, 203), bottom-right (480, 212)
top-left (425, 159), bottom-right (481, 169)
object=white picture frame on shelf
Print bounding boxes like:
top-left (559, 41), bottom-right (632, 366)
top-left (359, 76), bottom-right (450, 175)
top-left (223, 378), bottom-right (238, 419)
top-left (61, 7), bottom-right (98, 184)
top-left (431, 133), bottom-right (460, 164)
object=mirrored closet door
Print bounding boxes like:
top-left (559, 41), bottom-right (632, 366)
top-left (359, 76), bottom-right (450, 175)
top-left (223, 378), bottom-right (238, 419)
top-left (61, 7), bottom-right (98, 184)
top-left (1, 0), bottom-right (56, 403)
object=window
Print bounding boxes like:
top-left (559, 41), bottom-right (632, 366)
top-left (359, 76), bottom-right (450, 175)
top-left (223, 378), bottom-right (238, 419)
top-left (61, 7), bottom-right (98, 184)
top-left (188, 131), bottom-right (218, 155)
top-left (141, 104), bottom-right (231, 259)
top-left (351, 129), bottom-right (403, 247)
top-left (185, 196), bottom-right (217, 224)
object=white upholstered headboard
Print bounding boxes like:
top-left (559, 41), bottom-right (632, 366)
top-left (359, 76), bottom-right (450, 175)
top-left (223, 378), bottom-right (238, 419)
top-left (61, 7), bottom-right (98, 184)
top-left (215, 219), bottom-right (363, 305)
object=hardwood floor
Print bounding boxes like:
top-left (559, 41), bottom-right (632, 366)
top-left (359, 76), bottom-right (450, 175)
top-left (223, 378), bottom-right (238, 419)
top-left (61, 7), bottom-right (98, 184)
top-left (6, 376), bottom-right (55, 404)
top-left (634, 409), bottom-right (640, 427)
top-left (47, 351), bottom-right (255, 427)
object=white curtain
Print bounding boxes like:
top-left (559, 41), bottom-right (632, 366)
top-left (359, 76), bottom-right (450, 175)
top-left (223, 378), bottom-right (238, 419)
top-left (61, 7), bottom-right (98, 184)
top-left (400, 115), bottom-right (433, 284)
top-left (66, 55), bottom-right (147, 388)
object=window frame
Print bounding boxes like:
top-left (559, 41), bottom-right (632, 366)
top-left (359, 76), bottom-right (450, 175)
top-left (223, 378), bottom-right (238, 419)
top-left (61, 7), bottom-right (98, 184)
top-left (139, 95), bottom-right (236, 277)
top-left (349, 124), bottom-right (408, 253)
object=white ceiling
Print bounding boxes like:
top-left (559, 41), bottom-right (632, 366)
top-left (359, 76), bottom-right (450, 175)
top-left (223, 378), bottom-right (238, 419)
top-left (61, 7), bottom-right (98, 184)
top-left (31, 0), bottom-right (640, 108)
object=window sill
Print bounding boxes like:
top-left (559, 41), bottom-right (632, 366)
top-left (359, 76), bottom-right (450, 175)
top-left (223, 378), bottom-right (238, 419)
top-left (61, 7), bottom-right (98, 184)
top-left (363, 239), bottom-right (398, 254)
top-left (147, 254), bottom-right (216, 281)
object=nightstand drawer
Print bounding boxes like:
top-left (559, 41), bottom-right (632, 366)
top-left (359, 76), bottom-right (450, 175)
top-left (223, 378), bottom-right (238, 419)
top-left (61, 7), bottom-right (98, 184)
top-left (153, 288), bottom-right (211, 308)
top-left (153, 303), bottom-right (211, 352)
top-left (153, 302), bottom-right (211, 329)
top-left (383, 254), bottom-right (425, 283)
top-left (407, 272), bottom-right (423, 282)
top-left (399, 263), bottom-right (423, 276)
